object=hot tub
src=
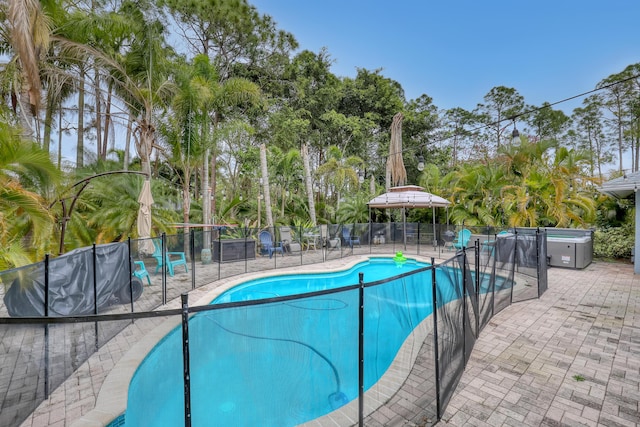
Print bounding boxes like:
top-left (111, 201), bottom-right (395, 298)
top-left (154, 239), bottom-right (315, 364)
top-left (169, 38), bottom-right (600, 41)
top-left (545, 229), bottom-right (593, 269)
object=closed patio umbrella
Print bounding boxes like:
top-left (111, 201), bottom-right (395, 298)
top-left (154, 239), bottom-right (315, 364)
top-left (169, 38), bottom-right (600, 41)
top-left (137, 179), bottom-right (155, 255)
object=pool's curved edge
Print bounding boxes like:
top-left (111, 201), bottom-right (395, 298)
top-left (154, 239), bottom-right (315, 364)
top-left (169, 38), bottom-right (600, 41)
top-left (67, 315), bottom-right (182, 427)
top-left (70, 254), bottom-right (436, 427)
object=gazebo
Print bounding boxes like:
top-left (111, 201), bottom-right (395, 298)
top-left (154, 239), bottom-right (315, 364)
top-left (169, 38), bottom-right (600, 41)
top-left (367, 185), bottom-right (451, 248)
top-left (598, 171), bottom-right (640, 274)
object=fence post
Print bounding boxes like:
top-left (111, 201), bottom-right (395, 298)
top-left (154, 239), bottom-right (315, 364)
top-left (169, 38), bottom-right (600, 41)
top-left (162, 233), bottom-right (167, 305)
top-left (536, 228), bottom-right (541, 298)
top-left (190, 229), bottom-right (195, 290)
top-left (217, 234), bottom-right (222, 280)
top-left (475, 240), bottom-right (480, 335)
top-left (510, 230), bottom-right (517, 303)
top-left (431, 257), bottom-right (441, 420)
top-left (244, 226), bottom-right (249, 274)
top-left (180, 293), bottom-right (192, 427)
top-left (44, 254), bottom-right (50, 317)
top-left (358, 272), bottom-right (365, 427)
top-left (299, 225), bottom-right (303, 264)
top-left (92, 243), bottom-right (98, 315)
top-left (128, 238), bottom-right (134, 313)
top-left (44, 254), bottom-right (50, 399)
top-left (461, 248), bottom-right (467, 366)
top-left (92, 243), bottom-right (99, 350)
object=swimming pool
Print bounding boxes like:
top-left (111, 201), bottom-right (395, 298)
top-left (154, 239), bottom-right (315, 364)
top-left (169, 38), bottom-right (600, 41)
top-left (124, 257), bottom-right (458, 426)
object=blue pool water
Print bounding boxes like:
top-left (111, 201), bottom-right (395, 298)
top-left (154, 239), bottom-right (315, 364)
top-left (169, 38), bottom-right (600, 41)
top-left (125, 258), bottom-right (459, 427)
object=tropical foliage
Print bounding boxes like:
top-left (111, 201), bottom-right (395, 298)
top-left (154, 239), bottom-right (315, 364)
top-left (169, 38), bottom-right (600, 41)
top-left (0, 0), bottom-right (636, 267)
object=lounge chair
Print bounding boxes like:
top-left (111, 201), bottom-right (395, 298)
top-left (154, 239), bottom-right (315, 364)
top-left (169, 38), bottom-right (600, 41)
top-left (452, 229), bottom-right (472, 251)
top-left (320, 224), bottom-right (341, 249)
top-left (279, 227), bottom-right (302, 253)
top-left (342, 226), bottom-right (361, 248)
top-left (152, 240), bottom-right (188, 276)
top-left (133, 261), bottom-right (151, 285)
top-left (259, 230), bottom-right (284, 258)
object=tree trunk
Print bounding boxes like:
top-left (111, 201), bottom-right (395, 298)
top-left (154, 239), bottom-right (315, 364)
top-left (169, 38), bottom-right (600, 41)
top-left (633, 137), bottom-right (640, 172)
top-left (57, 107), bottom-right (63, 169)
top-left (211, 149), bottom-right (216, 223)
top-left (202, 148), bottom-right (210, 225)
top-left (260, 143), bottom-right (274, 228)
top-left (134, 118), bottom-right (154, 178)
top-left (123, 113), bottom-right (132, 171)
top-left (102, 81), bottom-right (114, 159)
top-left (95, 66), bottom-right (103, 159)
top-left (76, 67), bottom-right (85, 167)
top-left (618, 115), bottom-right (624, 172)
top-left (182, 176), bottom-right (191, 260)
top-left (210, 111), bottom-right (219, 228)
top-left (302, 144), bottom-right (316, 226)
top-left (42, 89), bottom-right (55, 152)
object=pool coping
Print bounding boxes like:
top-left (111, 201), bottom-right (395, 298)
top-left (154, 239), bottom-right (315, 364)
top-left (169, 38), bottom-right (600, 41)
top-left (70, 254), bottom-right (435, 427)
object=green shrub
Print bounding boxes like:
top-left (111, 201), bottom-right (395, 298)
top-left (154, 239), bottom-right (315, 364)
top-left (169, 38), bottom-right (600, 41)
top-left (593, 224), bottom-right (634, 259)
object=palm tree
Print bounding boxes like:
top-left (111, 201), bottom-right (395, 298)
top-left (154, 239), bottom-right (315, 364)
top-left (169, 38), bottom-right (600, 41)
top-left (336, 192), bottom-right (369, 224)
top-left (0, 121), bottom-right (60, 268)
top-left (163, 55), bottom-right (260, 232)
top-left (5, 0), bottom-right (50, 131)
top-left (446, 162), bottom-right (506, 226)
top-left (82, 173), bottom-right (180, 244)
top-left (316, 145), bottom-right (363, 211)
top-left (271, 147), bottom-right (303, 220)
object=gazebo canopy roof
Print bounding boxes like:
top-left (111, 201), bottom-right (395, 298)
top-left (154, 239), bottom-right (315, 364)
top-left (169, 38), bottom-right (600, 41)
top-left (598, 171), bottom-right (640, 199)
top-left (367, 185), bottom-right (451, 208)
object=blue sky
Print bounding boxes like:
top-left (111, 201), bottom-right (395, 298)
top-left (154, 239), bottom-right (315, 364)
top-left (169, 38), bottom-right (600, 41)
top-left (250, 0), bottom-right (640, 115)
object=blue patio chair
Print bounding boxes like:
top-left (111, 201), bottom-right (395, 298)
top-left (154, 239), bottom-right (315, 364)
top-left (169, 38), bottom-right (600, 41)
top-left (152, 240), bottom-right (188, 276)
top-left (342, 227), bottom-right (361, 248)
top-left (133, 261), bottom-right (151, 285)
top-left (452, 229), bottom-right (472, 250)
top-left (259, 230), bottom-right (284, 258)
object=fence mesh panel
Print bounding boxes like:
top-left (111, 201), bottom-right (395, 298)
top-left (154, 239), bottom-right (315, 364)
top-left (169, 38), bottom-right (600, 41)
top-left (0, 223), bottom-right (555, 427)
top-left (434, 254), bottom-right (466, 413)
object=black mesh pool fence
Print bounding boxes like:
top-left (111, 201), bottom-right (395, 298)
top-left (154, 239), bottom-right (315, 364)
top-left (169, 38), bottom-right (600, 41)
top-left (0, 226), bottom-right (548, 427)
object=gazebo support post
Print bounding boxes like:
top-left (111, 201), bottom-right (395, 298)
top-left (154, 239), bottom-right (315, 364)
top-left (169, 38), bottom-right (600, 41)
top-left (432, 207), bottom-right (437, 249)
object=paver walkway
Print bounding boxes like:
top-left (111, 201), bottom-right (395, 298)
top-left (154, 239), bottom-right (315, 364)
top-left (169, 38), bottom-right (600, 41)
top-left (15, 257), bottom-right (640, 427)
top-left (437, 260), bottom-right (640, 427)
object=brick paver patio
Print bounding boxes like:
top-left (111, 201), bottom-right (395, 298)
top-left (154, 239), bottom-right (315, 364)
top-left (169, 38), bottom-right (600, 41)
top-left (438, 260), bottom-right (639, 427)
top-left (13, 254), bottom-right (640, 427)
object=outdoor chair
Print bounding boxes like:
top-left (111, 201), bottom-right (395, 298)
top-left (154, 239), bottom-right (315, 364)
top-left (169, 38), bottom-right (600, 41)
top-left (320, 225), bottom-right (341, 250)
top-left (405, 223), bottom-right (418, 242)
top-left (482, 230), bottom-right (509, 255)
top-left (152, 240), bottom-right (188, 276)
top-left (258, 230), bottom-right (284, 258)
top-left (342, 226), bottom-right (361, 248)
top-left (133, 261), bottom-right (151, 285)
top-left (302, 227), bottom-right (321, 251)
top-left (279, 227), bottom-right (302, 253)
top-left (452, 229), bottom-right (472, 250)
